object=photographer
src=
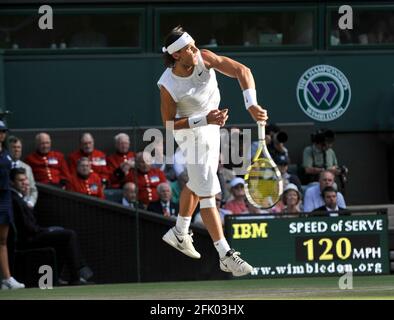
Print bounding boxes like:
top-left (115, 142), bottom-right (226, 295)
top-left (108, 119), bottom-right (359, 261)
top-left (250, 123), bottom-right (290, 165)
top-left (266, 124), bottom-right (289, 160)
top-left (302, 128), bottom-right (346, 184)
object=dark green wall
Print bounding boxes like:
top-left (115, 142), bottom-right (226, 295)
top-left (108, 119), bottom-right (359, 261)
top-left (4, 50), bottom-right (394, 131)
top-left (4, 55), bottom-right (164, 129)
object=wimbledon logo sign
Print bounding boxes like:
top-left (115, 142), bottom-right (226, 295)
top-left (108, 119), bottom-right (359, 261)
top-left (296, 65), bottom-right (351, 122)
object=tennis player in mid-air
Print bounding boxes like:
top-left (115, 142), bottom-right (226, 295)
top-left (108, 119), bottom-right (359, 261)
top-left (158, 26), bottom-right (268, 276)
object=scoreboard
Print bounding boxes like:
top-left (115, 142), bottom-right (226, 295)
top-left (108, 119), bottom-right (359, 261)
top-left (225, 213), bottom-right (390, 278)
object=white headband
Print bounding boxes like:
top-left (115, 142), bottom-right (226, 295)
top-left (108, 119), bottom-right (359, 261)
top-left (162, 32), bottom-right (194, 55)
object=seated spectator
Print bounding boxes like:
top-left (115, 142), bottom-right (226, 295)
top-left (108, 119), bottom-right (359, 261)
top-left (280, 183), bottom-right (302, 214)
top-left (68, 133), bottom-right (110, 186)
top-left (25, 132), bottom-right (71, 188)
top-left (246, 198), bottom-right (269, 214)
top-left (273, 153), bottom-right (302, 192)
top-left (313, 186), bottom-right (346, 216)
top-left (170, 170), bottom-right (188, 204)
top-left (67, 157), bottom-right (104, 199)
top-left (147, 182), bottom-right (179, 217)
top-left (120, 182), bottom-right (144, 210)
top-left (302, 128), bottom-right (340, 184)
top-left (8, 136), bottom-right (38, 208)
top-left (266, 124), bottom-right (289, 160)
top-left (194, 193), bottom-right (232, 228)
top-left (126, 152), bottom-right (167, 207)
top-left (217, 161), bottom-right (236, 203)
top-left (303, 171), bottom-right (346, 212)
top-left (223, 177), bottom-right (248, 214)
top-left (10, 168), bottom-right (92, 285)
top-left (271, 182), bottom-right (302, 214)
top-left (107, 133), bottom-right (135, 189)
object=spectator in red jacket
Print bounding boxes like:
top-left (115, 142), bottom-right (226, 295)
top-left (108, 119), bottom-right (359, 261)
top-left (25, 133), bottom-right (71, 187)
top-left (67, 157), bottom-right (104, 199)
top-left (107, 133), bottom-right (135, 188)
top-left (68, 133), bottom-right (110, 185)
top-left (127, 152), bottom-right (167, 207)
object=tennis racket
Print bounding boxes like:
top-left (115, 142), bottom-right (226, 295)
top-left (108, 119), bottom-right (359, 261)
top-left (244, 121), bottom-right (283, 209)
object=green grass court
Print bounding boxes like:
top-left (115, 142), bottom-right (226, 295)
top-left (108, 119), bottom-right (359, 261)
top-left (0, 275), bottom-right (393, 300)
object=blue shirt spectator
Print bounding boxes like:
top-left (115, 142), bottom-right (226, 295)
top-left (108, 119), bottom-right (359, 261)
top-left (303, 170), bottom-right (346, 212)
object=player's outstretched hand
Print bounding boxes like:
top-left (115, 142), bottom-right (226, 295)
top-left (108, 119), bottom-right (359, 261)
top-left (207, 108), bottom-right (229, 127)
top-left (248, 105), bottom-right (268, 123)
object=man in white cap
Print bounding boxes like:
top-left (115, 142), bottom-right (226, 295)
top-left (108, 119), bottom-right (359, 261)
top-left (158, 26), bottom-right (268, 276)
top-left (223, 177), bottom-right (248, 214)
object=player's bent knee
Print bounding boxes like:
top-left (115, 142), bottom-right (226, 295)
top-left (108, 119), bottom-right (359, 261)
top-left (200, 197), bottom-right (216, 209)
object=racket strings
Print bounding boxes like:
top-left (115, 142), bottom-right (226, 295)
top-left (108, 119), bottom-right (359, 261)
top-left (245, 159), bottom-right (282, 208)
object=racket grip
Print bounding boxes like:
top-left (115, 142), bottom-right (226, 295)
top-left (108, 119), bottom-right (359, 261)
top-left (257, 121), bottom-right (266, 140)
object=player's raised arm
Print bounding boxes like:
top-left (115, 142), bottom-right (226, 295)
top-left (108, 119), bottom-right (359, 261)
top-left (201, 49), bottom-right (268, 123)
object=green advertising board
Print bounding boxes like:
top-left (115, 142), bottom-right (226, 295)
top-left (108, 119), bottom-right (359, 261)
top-left (225, 213), bottom-right (389, 278)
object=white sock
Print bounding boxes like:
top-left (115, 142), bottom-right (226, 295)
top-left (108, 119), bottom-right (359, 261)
top-left (214, 238), bottom-right (231, 259)
top-left (175, 216), bottom-right (191, 235)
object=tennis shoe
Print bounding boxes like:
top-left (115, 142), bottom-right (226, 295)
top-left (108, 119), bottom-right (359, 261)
top-left (1, 277), bottom-right (25, 290)
top-left (220, 249), bottom-right (253, 277)
top-left (162, 227), bottom-right (201, 259)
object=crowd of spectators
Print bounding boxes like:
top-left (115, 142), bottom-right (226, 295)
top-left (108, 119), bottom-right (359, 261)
top-left (12, 126), bottom-right (348, 218)
top-left (0, 122), bottom-right (349, 289)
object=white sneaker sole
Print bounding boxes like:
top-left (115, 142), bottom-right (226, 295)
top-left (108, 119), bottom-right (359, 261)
top-left (220, 261), bottom-right (253, 277)
top-left (1, 284), bottom-right (25, 290)
top-left (162, 230), bottom-right (201, 259)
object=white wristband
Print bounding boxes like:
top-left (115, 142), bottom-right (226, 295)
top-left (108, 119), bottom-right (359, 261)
top-left (188, 115), bottom-right (207, 128)
top-left (243, 88), bottom-right (258, 109)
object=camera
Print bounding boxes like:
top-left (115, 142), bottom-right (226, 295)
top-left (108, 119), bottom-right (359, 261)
top-left (338, 165), bottom-right (349, 189)
top-left (339, 165), bottom-right (348, 176)
top-left (266, 124), bottom-right (288, 144)
top-left (274, 131), bottom-right (288, 144)
top-left (339, 165), bottom-right (348, 180)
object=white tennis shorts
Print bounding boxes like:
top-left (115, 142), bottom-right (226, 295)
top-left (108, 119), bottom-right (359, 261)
top-left (174, 124), bottom-right (221, 197)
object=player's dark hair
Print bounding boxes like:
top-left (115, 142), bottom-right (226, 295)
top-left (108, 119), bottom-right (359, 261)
top-left (163, 26), bottom-right (185, 68)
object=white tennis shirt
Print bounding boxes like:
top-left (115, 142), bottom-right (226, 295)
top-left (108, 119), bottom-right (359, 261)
top-left (157, 50), bottom-right (220, 118)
